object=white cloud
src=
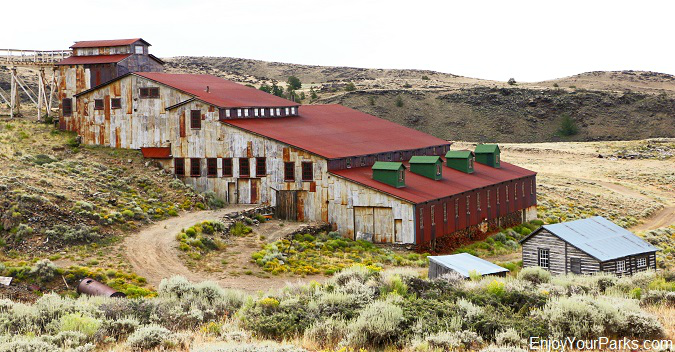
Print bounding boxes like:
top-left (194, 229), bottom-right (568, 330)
top-left (5, 0), bottom-right (674, 81)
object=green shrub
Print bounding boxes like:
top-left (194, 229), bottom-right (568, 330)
top-left (558, 113), bottom-right (579, 136)
top-left (30, 259), bottom-right (58, 283)
top-left (517, 267), bottom-right (551, 285)
top-left (240, 297), bottom-right (313, 339)
top-left (395, 96), bottom-right (404, 107)
top-left (345, 82), bottom-right (356, 92)
top-left (230, 222), bottom-right (252, 236)
top-left (426, 330), bottom-right (483, 350)
top-left (343, 301), bottom-right (403, 347)
top-left (126, 324), bottom-right (172, 350)
top-left (304, 317), bottom-right (347, 348)
top-left (59, 313), bottom-right (101, 337)
top-left (495, 327), bottom-right (524, 346)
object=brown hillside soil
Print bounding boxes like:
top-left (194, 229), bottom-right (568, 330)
top-left (122, 207), bottom-right (325, 292)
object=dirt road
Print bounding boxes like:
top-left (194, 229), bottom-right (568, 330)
top-left (123, 206), bottom-right (323, 292)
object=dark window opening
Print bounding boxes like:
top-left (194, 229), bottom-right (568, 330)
top-left (139, 87), bottom-right (159, 98)
top-left (207, 158), bottom-right (217, 177)
top-left (346, 158), bottom-right (352, 168)
top-left (190, 158), bottom-right (201, 177)
top-left (222, 158), bottom-right (233, 177)
top-left (256, 157), bottom-right (266, 177)
top-left (94, 99), bottom-right (104, 110)
top-left (570, 258), bottom-right (581, 274)
top-left (360, 157), bottom-right (366, 166)
top-left (302, 162), bottom-right (313, 181)
top-left (284, 162), bottom-right (295, 181)
top-left (239, 158), bottom-right (250, 177)
top-left (111, 98), bottom-right (121, 109)
top-left (62, 98), bottom-right (72, 117)
top-left (174, 158), bottom-right (185, 176)
top-left (190, 110), bottom-right (201, 129)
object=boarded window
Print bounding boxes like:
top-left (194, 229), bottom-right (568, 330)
top-left (190, 158), bottom-right (201, 177)
top-left (62, 98), bottom-right (72, 117)
top-left (174, 158), bottom-right (185, 176)
top-left (190, 110), bottom-right (201, 129)
top-left (111, 98), bottom-right (121, 109)
top-left (207, 158), bottom-right (217, 177)
top-left (94, 99), bottom-right (104, 110)
top-left (222, 158), bottom-right (233, 177)
top-left (570, 258), bottom-right (581, 274)
top-left (284, 162), bottom-right (295, 181)
top-left (239, 158), bottom-right (250, 177)
top-left (139, 87), bottom-right (159, 98)
top-left (538, 249), bottom-right (549, 269)
top-left (637, 257), bottom-right (646, 268)
top-left (256, 157), bottom-right (266, 177)
top-left (301, 162), bottom-right (313, 181)
top-left (419, 208), bottom-right (424, 229)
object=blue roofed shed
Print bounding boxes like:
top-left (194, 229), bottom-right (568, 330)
top-left (428, 253), bottom-right (509, 279)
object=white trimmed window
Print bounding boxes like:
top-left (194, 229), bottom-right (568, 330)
top-left (270, 108), bottom-right (275, 117)
top-left (617, 260), bottom-right (626, 272)
top-left (291, 107), bottom-right (296, 114)
top-left (237, 109), bottom-right (242, 117)
top-left (225, 109), bottom-right (231, 118)
top-left (538, 249), bottom-right (550, 269)
top-left (244, 109), bottom-right (249, 117)
top-left (276, 108), bottom-right (281, 116)
top-left (254, 108), bottom-right (259, 117)
top-left (285, 107), bottom-right (290, 115)
top-left (261, 108), bottom-right (265, 116)
top-left (637, 257), bottom-right (647, 268)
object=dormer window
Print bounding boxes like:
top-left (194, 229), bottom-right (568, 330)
top-left (436, 163), bottom-right (441, 176)
top-left (135, 45), bottom-right (144, 54)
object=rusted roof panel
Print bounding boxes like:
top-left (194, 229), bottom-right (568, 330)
top-left (135, 72), bottom-right (296, 108)
top-left (56, 54), bottom-right (132, 65)
top-left (70, 38), bottom-right (148, 48)
top-left (330, 160), bottom-right (536, 204)
top-left (223, 105), bottom-right (450, 159)
top-left (140, 147), bottom-right (172, 159)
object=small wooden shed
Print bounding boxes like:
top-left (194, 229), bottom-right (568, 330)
top-left (520, 216), bottom-right (659, 276)
top-left (428, 253), bottom-right (509, 279)
top-left (445, 150), bottom-right (475, 173)
top-left (474, 144), bottom-right (501, 168)
top-left (409, 156), bottom-right (443, 180)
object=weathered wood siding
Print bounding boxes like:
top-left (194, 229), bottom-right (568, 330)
top-left (521, 229), bottom-right (569, 275)
top-left (565, 241), bottom-right (601, 274)
top-left (600, 252), bottom-right (657, 276)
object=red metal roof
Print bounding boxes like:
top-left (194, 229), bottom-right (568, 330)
top-left (223, 105), bottom-right (450, 159)
top-left (140, 147), bottom-right (172, 159)
top-left (56, 54), bottom-right (132, 65)
top-left (70, 38), bottom-right (148, 48)
top-left (331, 160), bottom-right (536, 204)
top-left (134, 72), bottom-right (297, 108)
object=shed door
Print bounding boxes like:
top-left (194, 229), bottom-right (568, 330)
top-left (373, 207), bottom-right (394, 243)
top-left (275, 190), bottom-right (297, 221)
top-left (394, 219), bottom-right (403, 243)
top-left (237, 179), bottom-right (250, 204)
top-left (354, 207), bottom-right (374, 241)
top-left (227, 182), bottom-right (237, 204)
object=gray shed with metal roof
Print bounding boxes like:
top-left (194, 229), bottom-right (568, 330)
top-left (428, 253), bottom-right (509, 279)
top-left (520, 216), bottom-right (659, 276)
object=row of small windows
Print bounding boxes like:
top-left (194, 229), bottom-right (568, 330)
top-left (418, 180), bottom-right (535, 229)
top-left (224, 107), bottom-right (297, 118)
top-left (174, 157), bottom-right (313, 181)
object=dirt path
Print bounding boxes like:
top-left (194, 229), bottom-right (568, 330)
top-left (631, 205), bottom-right (675, 232)
top-left (123, 207), bottom-right (324, 292)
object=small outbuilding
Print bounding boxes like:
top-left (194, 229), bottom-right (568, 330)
top-left (520, 216), bottom-right (659, 276)
top-left (428, 253), bottom-right (509, 279)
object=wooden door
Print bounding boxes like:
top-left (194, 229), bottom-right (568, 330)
top-left (237, 179), bottom-right (250, 204)
top-left (296, 191), bottom-right (307, 221)
top-left (250, 179), bottom-right (260, 204)
top-left (227, 182), bottom-right (236, 204)
top-left (354, 207), bottom-right (374, 241)
top-left (373, 207), bottom-right (394, 243)
top-left (275, 190), bottom-right (297, 220)
top-left (394, 219), bottom-right (403, 243)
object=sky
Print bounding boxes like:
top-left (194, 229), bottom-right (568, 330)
top-left (5, 0), bottom-right (674, 82)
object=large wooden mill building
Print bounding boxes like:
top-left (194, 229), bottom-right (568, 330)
top-left (56, 38), bottom-right (538, 249)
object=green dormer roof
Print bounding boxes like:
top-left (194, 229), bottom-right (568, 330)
top-left (409, 156), bottom-right (442, 164)
top-left (474, 144), bottom-right (500, 154)
top-left (445, 150), bottom-right (474, 159)
top-left (372, 162), bottom-right (405, 171)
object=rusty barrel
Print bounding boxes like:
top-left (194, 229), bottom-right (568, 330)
top-left (76, 278), bottom-right (126, 298)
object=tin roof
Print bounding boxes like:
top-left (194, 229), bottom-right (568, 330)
top-left (429, 253), bottom-right (509, 278)
top-left (70, 38), bottom-right (149, 48)
top-left (224, 105), bottom-right (450, 159)
top-left (475, 144), bottom-right (499, 154)
top-left (372, 162), bottom-right (405, 171)
top-left (521, 216), bottom-right (659, 261)
top-left (331, 159), bottom-right (535, 203)
top-left (140, 147), bottom-right (172, 159)
top-left (409, 156), bottom-right (442, 164)
top-left (446, 150), bottom-right (474, 159)
top-left (56, 54), bottom-right (132, 65)
top-left (135, 72), bottom-right (297, 108)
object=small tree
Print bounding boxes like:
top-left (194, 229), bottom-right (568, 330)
top-left (310, 88), bottom-right (318, 101)
top-left (287, 76), bottom-right (302, 91)
top-left (271, 83), bottom-right (284, 97)
top-left (507, 78), bottom-right (517, 86)
top-left (368, 96), bottom-right (376, 106)
top-left (345, 82), bottom-right (356, 92)
top-left (259, 84), bottom-right (272, 93)
top-left (421, 75), bottom-right (430, 80)
top-left (395, 96), bottom-right (404, 107)
top-left (558, 113), bottom-right (579, 136)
